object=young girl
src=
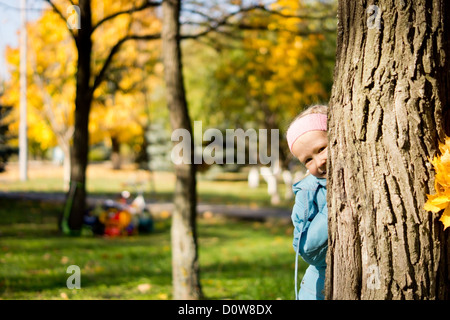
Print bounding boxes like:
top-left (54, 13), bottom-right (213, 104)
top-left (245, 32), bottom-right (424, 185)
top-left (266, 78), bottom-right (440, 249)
top-left (286, 105), bottom-right (328, 300)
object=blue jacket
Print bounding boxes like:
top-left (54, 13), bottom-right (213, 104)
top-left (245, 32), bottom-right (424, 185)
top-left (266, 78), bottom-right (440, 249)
top-left (291, 174), bottom-right (328, 300)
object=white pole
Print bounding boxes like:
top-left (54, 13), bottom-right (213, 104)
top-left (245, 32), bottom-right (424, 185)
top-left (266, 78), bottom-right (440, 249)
top-left (19, 0), bottom-right (28, 181)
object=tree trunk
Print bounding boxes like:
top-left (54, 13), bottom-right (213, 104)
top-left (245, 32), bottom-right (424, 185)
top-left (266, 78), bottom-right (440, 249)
top-left (67, 0), bottom-right (93, 231)
top-left (111, 135), bottom-right (121, 170)
top-left (326, 0), bottom-right (450, 300)
top-left (161, 0), bottom-right (203, 300)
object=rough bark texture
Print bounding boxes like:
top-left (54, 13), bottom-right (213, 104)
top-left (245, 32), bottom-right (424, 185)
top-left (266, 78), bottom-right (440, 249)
top-left (326, 0), bottom-right (450, 299)
top-left (162, 0), bottom-right (203, 300)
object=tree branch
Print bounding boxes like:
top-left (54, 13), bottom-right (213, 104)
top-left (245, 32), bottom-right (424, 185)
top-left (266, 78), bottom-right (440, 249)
top-left (91, 0), bottom-right (162, 33)
top-left (233, 23), bottom-right (336, 34)
top-left (180, 4), bottom-right (336, 40)
top-left (90, 33), bottom-right (160, 95)
top-left (255, 5), bottom-right (336, 20)
top-left (43, 0), bottom-right (77, 40)
top-left (181, 21), bottom-right (336, 40)
top-left (181, 8), bottom-right (217, 23)
top-left (180, 5), bottom-right (258, 40)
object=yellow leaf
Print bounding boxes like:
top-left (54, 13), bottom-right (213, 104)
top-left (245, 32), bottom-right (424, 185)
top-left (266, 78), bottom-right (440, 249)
top-left (424, 194), bottom-right (450, 212)
top-left (157, 293), bottom-right (168, 300)
top-left (440, 205), bottom-right (450, 230)
top-left (424, 201), bottom-right (443, 213)
top-left (425, 136), bottom-right (450, 231)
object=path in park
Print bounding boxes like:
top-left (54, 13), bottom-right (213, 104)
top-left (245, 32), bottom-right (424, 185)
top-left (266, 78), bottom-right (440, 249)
top-left (0, 191), bottom-right (292, 221)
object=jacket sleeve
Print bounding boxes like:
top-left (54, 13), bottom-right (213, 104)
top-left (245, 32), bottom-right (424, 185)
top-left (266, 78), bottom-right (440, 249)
top-left (291, 188), bottom-right (328, 267)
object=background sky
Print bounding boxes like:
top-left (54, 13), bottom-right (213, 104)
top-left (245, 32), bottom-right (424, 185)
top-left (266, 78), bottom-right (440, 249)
top-left (0, 0), bottom-right (45, 80)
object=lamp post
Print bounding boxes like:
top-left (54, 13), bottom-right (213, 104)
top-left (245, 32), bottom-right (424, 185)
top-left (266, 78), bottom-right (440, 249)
top-left (19, 0), bottom-right (28, 181)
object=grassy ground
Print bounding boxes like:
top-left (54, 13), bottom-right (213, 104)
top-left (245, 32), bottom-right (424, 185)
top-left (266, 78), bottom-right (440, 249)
top-left (0, 161), bottom-right (293, 208)
top-left (0, 163), bottom-right (305, 300)
top-left (0, 198), bottom-right (302, 300)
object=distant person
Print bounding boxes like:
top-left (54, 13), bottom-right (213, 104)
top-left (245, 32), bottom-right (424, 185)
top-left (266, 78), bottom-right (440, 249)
top-left (286, 105), bottom-right (328, 300)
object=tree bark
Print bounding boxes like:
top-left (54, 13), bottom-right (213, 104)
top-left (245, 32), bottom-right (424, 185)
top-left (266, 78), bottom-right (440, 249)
top-left (111, 135), bottom-right (121, 170)
top-left (67, 0), bottom-right (93, 231)
top-left (162, 0), bottom-right (203, 300)
top-left (326, 0), bottom-right (450, 299)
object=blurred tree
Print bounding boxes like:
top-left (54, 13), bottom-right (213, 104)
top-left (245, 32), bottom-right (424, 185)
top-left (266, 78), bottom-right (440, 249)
top-left (4, 10), bottom-right (76, 187)
top-left (0, 103), bottom-right (17, 173)
top-left (90, 4), bottom-right (164, 170)
top-left (4, 0), bottom-right (163, 185)
top-left (184, 0), bottom-right (337, 168)
top-left (162, 0), bottom-right (202, 300)
top-left (41, 0), bottom-right (161, 232)
top-left (3, 0), bottom-right (337, 300)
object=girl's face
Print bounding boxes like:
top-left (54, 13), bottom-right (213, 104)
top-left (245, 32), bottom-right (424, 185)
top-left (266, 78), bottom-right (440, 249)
top-left (292, 130), bottom-right (327, 179)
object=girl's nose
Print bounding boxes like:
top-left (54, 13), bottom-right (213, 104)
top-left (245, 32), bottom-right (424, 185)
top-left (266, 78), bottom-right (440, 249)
top-left (316, 154), bottom-right (326, 167)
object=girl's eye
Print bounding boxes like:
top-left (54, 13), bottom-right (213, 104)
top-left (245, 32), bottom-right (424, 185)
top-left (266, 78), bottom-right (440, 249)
top-left (304, 158), bottom-right (312, 164)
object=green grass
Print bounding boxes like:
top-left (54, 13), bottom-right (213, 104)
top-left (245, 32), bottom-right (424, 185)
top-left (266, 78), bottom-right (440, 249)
top-left (0, 198), bottom-right (305, 300)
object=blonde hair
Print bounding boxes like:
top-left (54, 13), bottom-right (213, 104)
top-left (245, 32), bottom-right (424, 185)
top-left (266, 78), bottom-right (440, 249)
top-left (297, 104), bottom-right (328, 117)
top-left (287, 104), bottom-right (328, 131)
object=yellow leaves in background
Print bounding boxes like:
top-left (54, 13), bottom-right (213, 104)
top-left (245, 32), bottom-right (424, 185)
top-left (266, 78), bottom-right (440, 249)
top-left (28, 116), bottom-right (56, 150)
top-left (424, 136), bottom-right (450, 229)
top-left (88, 0), bottom-right (162, 148)
top-left (90, 92), bottom-right (145, 145)
top-left (3, 8), bottom-right (76, 152)
top-left (240, 0), bottom-right (331, 116)
top-left (4, 0), bottom-right (163, 155)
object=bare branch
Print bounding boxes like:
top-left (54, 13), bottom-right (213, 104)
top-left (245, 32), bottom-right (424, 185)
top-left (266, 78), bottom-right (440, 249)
top-left (0, 2), bottom-right (45, 11)
top-left (43, 0), bottom-right (77, 40)
top-left (181, 9), bottom-right (217, 23)
top-left (180, 4), bottom-right (336, 40)
top-left (91, 0), bottom-right (162, 33)
top-left (30, 61), bottom-right (72, 141)
top-left (180, 5), bottom-right (259, 40)
top-left (181, 20), bottom-right (335, 40)
top-left (256, 5), bottom-right (336, 20)
top-left (90, 33), bottom-right (160, 94)
top-left (234, 23), bottom-right (336, 34)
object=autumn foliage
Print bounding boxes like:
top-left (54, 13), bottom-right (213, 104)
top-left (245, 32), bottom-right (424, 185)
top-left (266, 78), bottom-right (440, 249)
top-left (2, 0), bottom-right (336, 163)
top-left (424, 136), bottom-right (450, 229)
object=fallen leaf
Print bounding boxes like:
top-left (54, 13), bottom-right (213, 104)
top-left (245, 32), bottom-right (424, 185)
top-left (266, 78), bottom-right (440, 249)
top-left (157, 293), bottom-right (168, 300)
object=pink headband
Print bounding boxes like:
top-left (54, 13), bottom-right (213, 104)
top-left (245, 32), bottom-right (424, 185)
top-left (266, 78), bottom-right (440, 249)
top-left (286, 113), bottom-right (327, 153)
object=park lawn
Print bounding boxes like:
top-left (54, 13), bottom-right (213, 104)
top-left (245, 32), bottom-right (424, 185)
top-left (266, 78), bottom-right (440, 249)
top-left (0, 198), bottom-right (304, 300)
top-left (0, 162), bottom-right (292, 208)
